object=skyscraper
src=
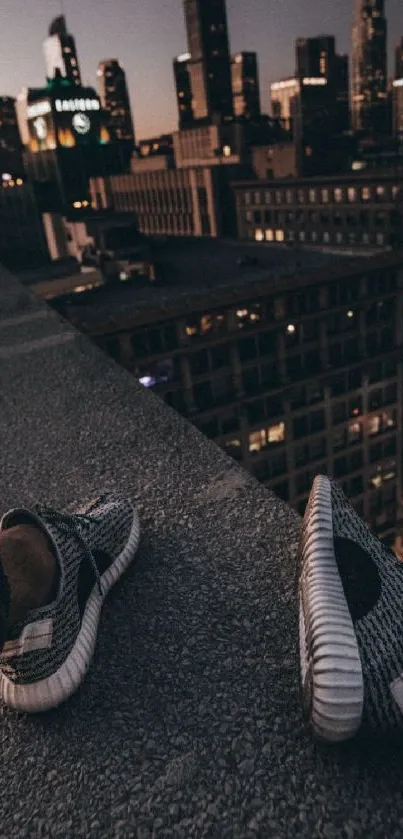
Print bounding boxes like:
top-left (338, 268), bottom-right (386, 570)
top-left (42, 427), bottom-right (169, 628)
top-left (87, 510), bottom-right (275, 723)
top-left (173, 54), bottom-right (194, 128)
top-left (296, 36), bottom-right (350, 134)
top-left (393, 38), bottom-right (403, 137)
top-left (97, 60), bottom-right (135, 143)
top-left (231, 53), bottom-right (261, 120)
top-left (183, 0), bottom-right (233, 122)
top-left (43, 16), bottom-right (82, 86)
top-left (351, 0), bottom-right (388, 135)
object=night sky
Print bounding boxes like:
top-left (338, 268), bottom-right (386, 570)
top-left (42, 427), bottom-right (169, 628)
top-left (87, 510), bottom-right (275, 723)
top-left (2, 0), bottom-right (402, 139)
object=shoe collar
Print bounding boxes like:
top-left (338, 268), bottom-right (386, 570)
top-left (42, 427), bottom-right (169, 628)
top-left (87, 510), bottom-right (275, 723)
top-left (0, 508), bottom-right (62, 572)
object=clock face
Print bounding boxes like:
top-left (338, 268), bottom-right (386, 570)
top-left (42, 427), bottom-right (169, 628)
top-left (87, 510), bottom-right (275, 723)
top-left (72, 112), bottom-right (91, 135)
top-left (34, 116), bottom-right (47, 140)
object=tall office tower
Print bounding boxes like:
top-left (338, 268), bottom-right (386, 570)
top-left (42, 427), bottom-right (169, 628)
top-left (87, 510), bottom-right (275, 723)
top-left (296, 36), bottom-right (350, 133)
top-left (231, 52), bottom-right (261, 120)
top-left (393, 38), bottom-right (403, 137)
top-left (97, 60), bottom-right (135, 143)
top-left (43, 15), bottom-right (82, 86)
top-left (0, 97), bottom-right (21, 153)
top-left (173, 53), bottom-right (194, 128)
top-left (351, 0), bottom-right (388, 135)
top-left (183, 0), bottom-right (234, 122)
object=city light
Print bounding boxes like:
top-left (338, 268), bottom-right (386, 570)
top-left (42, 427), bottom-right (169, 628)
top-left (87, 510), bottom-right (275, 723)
top-left (270, 79), bottom-right (297, 91)
top-left (73, 201), bottom-right (82, 208)
top-left (302, 77), bottom-right (327, 86)
top-left (287, 324), bottom-right (296, 334)
top-left (347, 310), bottom-right (354, 318)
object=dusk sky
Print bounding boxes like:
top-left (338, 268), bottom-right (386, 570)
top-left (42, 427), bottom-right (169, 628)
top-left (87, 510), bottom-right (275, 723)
top-left (2, 0), bottom-right (402, 139)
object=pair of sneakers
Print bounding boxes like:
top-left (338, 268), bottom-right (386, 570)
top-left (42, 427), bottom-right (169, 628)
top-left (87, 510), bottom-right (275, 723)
top-left (0, 484), bottom-right (402, 745)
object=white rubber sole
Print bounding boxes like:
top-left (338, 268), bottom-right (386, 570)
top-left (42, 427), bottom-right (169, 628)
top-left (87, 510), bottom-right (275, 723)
top-left (0, 509), bottom-right (141, 713)
top-left (299, 475), bottom-right (364, 743)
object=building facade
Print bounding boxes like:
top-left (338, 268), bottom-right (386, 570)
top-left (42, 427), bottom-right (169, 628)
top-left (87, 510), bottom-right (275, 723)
top-left (19, 75), bottom-right (128, 211)
top-left (0, 177), bottom-right (49, 269)
top-left (90, 163), bottom-right (238, 237)
top-left (43, 15), bottom-right (82, 86)
top-left (296, 36), bottom-right (350, 134)
top-left (351, 0), bottom-right (388, 135)
top-left (61, 251), bottom-right (403, 545)
top-left (393, 38), bottom-right (403, 138)
top-left (234, 173), bottom-right (403, 251)
top-left (183, 0), bottom-right (233, 122)
top-left (231, 52), bottom-right (261, 120)
top-left (97, 59), bottom-right (135, 144)
top-left (173, 54), bottom-right (194, 129)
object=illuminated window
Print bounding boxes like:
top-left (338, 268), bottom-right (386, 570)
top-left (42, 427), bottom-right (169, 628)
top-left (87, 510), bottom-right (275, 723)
top-left (323, 232), bottom-right (330, 243)
top-left (265, 228), bottom-right (274, 241)
top-left (286, 189), bottom-right (293, 204)
top-left (376, 185), bottom-right (385, 200)
top-left (334, 188), bottom-right (343, 202)
top-left (299, 231), bottom-right (306, 242)
top-left (224, 438), bottom-right (242, 457)
top-left (297, 189), bottom-right (305, 204)
top-left (186, 325), bottom-right (197, 337)
top-left (309, 189), bottom-right (316, 203)
top-left (264, 191), bottom-right (272, 204)
top-left (268, 422), bottom-right (285, 444)
top-left (368, 415), bottom-right (381, 435)
top-left (255, 228), bottom-right (264, 242)
top-left (336, 232), bottom-right (343, 244)
top-left (376, 233), bottom-right (384, 245)
top-left (311, 231), bottom-right (318, 242)
top-left (361, 187), bottom-right (371, 201)
top-left (347, 187), bottom-right (356, 202)
top-left (222, 144), bottom-right (231, 157)
top-left (275, 229), bottom-right (284, 242)
top-left (348, 421), bottom-right (361, 444)
top-left (392, 185), bottom-right (400, 199)
top-left (322, 189), bottom-right (329, 203)
top-left (254, 191), bottom-right (261, 205)
top-left (249, 429), bottom-right (266, 453)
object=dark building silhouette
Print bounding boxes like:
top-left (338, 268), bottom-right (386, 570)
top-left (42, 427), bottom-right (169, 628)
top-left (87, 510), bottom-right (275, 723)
top-left (393, 38), bottom-right (403, 137)
top-left (231, 52), bottom-right (261, 120)
top-left (97, 59), bottom-right (135, 144)
top-left (296, 36), bottom-right (350, 134)
top-left (351, 0), bottom-right (388, 135)
top-left (183, 0), bottom-right (233, 122)
top-left (173, 54), bottom-right (194, 128)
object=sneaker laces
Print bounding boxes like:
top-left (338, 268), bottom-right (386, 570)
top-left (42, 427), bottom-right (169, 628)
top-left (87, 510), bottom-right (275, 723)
top-left (34, 506), bottom-right (104, 597)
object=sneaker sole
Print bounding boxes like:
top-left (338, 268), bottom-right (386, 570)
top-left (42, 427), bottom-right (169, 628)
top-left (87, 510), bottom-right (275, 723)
top-left (0, 507), bottom-right (141, 713)
top-left (299, 474), bottom-right (364, 743)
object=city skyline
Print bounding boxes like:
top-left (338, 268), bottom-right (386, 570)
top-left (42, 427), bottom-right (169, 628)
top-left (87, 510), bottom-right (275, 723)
top-left (1, 0), bottom-right (402, 139)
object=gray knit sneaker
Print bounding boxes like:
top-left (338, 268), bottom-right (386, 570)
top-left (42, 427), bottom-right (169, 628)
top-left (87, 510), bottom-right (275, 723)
top-left (299, 474), bottom-right (403, 743)
top-left (0, 494), bottom-right (140, 713)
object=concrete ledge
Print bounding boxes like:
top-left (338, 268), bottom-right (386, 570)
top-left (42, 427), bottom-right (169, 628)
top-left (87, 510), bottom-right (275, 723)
top-left (0, 266), bottom-right (402, 838)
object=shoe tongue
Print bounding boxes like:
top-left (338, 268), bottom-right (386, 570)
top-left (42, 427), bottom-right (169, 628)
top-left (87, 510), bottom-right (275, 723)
top-left (0, 508), bottom-right (60, 562)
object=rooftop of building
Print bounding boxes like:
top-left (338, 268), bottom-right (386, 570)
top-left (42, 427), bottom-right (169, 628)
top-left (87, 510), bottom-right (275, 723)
top-left (2, 263), bottom-right (403, 837)
top-left (233, 168), bottom-right (403, 187)
top-left (29, 236), bottom-right (361, 332)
